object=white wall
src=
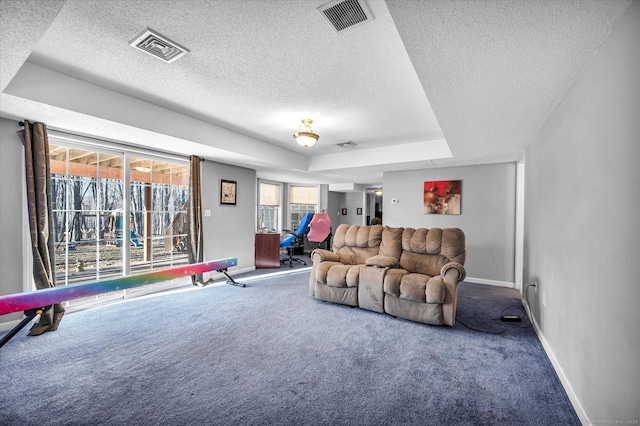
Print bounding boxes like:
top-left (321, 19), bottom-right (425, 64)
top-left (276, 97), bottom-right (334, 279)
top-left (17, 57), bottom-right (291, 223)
top-left (0, 117), bottom-right (25, 326)
top-left (523, 1), bottom-right (639, 422)
top-left (383, 163), bottom-right (516, 285)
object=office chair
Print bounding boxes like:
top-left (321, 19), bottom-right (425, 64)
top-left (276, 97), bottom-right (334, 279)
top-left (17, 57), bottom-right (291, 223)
top-left (307, 210), bottom-right (332, 250)
top-left (280, 212), bottom-right (313, 267)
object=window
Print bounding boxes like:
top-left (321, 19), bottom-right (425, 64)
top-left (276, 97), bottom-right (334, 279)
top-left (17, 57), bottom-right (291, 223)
top-left (49, 139), bottom-right (189, 308)
top-left (289, 185), bottom-right (318, 230)
top-left (258, 181), bottom-right (281, 232)
top-left (50, 145), bottom-right (125, 284)
top-left (129, 156), bottom-right (190, 274)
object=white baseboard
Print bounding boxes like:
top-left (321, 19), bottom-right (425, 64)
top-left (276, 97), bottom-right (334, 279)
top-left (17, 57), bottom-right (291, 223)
top-left (465, 277), bottom-right (514, 288)
top-left (231, 266), bottom-right (256, 275)
top-left (206, 266), bottom-right (255, 281)
top-left (522, 300), bottom-right (590, 425)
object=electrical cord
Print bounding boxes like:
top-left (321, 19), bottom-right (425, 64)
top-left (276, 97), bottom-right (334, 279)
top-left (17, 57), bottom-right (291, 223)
top-left (455, 315), bottom-right (507, 334)
top-left (524, 283), bottom-right (536, 307)
top-left (455, 305), bottom-right (532, 334)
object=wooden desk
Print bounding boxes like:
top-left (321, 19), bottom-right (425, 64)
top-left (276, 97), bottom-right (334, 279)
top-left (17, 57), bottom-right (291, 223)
top-left (255, 233), bottom-right (281, 268)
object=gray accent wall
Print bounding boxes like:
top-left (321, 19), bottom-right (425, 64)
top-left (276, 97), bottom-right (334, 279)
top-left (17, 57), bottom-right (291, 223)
top-left (200, 160), bottom-right (256, 275)
top-left (523, 1), bottom-right (639, 422)
top-left (383, 163), bottom-right (517, 285)
top-left (0, 117), bottom-right (25, 325)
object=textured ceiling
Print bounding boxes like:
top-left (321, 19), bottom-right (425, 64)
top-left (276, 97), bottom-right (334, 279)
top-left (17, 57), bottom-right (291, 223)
top-left (0, 0), bottom-right (631, 186)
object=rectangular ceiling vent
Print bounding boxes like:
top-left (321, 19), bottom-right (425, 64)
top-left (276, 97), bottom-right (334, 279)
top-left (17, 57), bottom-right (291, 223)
top-left (318, 0), bottom-right (374, 33)
top-left (129, 28), bottom-right (190, 63)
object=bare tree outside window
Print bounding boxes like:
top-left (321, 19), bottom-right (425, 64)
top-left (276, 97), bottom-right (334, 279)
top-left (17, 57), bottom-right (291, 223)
top-left (49, 144), bottom-right (189, 308)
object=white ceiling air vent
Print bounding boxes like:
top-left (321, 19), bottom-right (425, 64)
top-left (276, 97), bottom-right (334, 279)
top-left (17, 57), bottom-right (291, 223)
top-left (336, 141), bottom-right (357, 148)
top-left (318, 0), bottom-right (374, 33)
top-left (129, 28), bottom-right (190, 63)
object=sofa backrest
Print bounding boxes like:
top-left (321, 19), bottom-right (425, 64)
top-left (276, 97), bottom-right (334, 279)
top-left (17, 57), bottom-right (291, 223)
top-left (332, 224), bottom-right (382, 264)
top-left (331, 224), bottom-right (404, 264)
top-left (379, 226), bottom-right (403, 259)
top-left (331, 225), bottom-right (465, 275)
top-left (399, 228), bottom-right (466, 277)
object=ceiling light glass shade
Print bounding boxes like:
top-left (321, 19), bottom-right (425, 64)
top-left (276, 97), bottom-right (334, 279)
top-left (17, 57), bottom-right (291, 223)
top-left (293, 119), bottom-right (319, 148)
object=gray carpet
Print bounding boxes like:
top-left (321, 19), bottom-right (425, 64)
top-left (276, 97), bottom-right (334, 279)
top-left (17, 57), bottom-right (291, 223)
top-left (0, 270), bottom-right (579, 425)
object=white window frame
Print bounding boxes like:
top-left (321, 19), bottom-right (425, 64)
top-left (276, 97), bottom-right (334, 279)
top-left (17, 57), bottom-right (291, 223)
top-left (288, 184), bottom-right (319, 230)
top-left (257, 179), bottom-right (283, 232)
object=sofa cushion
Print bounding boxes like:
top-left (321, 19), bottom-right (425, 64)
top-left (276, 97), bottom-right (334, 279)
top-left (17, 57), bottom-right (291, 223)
top-left (326, 264), bottom-right (363, 288)
top-left (379, 226), bottom-right (403, 260)
top-left (399, 251), bottom-right (448, 278)
top-left (314, 261), bottom-right (343, 284)
top-left (383, 268), bottom-right (409, 297)
top-left (337, 247), bottom-right (380, 265)
top-left (398, 273), bottom-right (430, 303)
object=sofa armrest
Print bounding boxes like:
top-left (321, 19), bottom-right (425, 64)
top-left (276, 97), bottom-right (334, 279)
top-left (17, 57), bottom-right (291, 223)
top-left (441, 262), bottom-right (466, 282)
top-left (365, 255), bottom-right (399, 268)
top-left (311, 249), bottom-right (340, 263)
top-left (440, 262), bottom-right (466, 326)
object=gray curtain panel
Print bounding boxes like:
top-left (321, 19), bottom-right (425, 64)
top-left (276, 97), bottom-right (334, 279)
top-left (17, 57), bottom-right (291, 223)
top-left (188, 155), bottom-right (209, 286)
top-left (18, 120), bottom-right (65, 334)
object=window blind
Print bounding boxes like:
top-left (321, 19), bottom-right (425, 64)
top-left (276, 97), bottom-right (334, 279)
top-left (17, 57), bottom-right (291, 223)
top-left (260, 183), bottom-right (280, 206)
top-left (290, 185), bottom-right (318, 205)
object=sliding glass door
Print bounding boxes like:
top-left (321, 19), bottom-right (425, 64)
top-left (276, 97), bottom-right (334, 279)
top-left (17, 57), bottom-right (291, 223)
top-left (49, 140), bottom-right (189, 309)
top-left (128, 157), bottom-right (189, 275)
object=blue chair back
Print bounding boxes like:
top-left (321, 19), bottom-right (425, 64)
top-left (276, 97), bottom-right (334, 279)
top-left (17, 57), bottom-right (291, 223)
top-left (280, 212), bottom-right (313, 247)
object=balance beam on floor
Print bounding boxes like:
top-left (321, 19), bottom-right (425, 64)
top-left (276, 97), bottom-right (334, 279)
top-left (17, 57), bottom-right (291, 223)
top-left (0, 258), bottom-right (241, 348)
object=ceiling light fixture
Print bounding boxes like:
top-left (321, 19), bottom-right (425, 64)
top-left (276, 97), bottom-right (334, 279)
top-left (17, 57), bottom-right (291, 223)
top-left (293, 119), bottom-right (319, 149)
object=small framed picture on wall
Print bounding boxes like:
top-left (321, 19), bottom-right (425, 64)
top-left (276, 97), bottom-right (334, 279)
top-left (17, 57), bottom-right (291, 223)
top-left (341, 208), bottom-right (347, 215)
top-left (220, 179), bottom-right (237, 205)
top-left (357, 208), bottom-right (362, 215)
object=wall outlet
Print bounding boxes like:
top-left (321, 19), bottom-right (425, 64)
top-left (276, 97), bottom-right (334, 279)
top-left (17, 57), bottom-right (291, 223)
top-left (204, 209), bottom-right (211, 217)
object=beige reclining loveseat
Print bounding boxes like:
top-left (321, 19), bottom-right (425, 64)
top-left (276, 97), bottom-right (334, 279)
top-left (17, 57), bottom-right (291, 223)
top-left (309, 224), bottom-right (466, 326)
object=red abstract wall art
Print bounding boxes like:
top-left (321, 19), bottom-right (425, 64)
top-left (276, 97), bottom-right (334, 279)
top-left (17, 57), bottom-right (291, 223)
top-left (423, 180), bottom-right (462, 215)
